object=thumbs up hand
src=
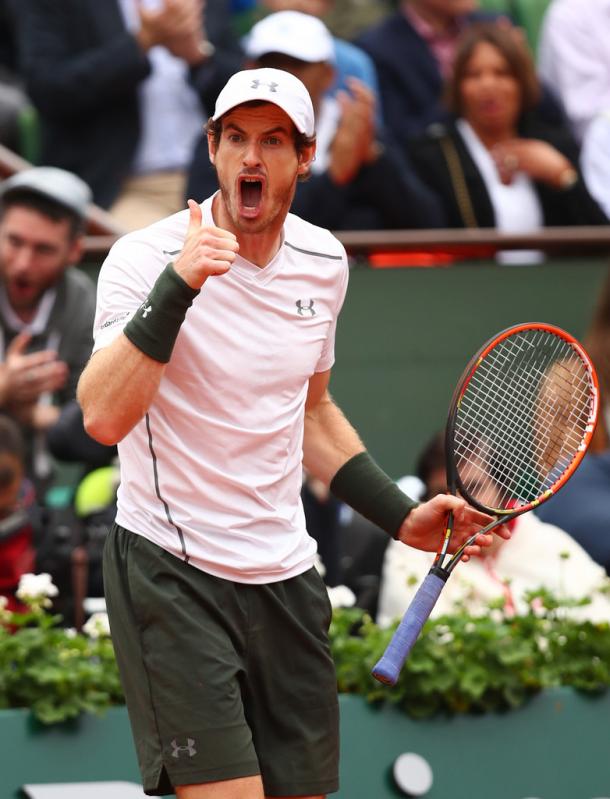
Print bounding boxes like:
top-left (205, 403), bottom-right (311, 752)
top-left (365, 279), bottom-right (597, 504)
top-left (173, 200), bottom-right (239, 290)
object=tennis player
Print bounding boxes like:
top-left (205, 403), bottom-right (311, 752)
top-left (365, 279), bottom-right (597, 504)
top-left (77, 68), bottom-right (503, 799)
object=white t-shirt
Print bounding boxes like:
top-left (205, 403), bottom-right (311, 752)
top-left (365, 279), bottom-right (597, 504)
top-left (93, 195), bottom-right (349, 583)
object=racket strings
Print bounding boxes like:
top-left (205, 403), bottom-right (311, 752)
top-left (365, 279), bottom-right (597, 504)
top-left (453, 330), bottom-right (593, 511)
top-left (462, 351), bottom-right (589, 496)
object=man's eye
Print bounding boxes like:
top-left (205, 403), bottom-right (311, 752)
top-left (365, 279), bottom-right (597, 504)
top-left (265, 136), bottom-right (281, 145)
top-left (228, 134), bottom-right (242, 143)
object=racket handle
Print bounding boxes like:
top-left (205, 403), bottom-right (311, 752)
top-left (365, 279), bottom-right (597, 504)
top-left (372, 568), bottom-right (449, 686)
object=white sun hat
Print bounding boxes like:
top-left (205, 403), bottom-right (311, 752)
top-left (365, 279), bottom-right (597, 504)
top-left (244, 10), bottom-right (336, 65)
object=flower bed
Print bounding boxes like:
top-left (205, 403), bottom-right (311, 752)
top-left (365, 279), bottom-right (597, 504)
top-left (2, 575), bottom-right (609, 724)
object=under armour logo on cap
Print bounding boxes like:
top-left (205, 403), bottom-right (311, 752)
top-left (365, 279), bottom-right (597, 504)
top-left (250, 79), bottom-right (278, 92)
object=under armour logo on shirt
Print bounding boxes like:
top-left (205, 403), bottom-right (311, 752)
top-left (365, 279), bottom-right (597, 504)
top-left (296, 299), bottom-right (316, 317)
top-left (171, 738), bottom-right (197, 758)
top-left (141, 304), bottom-right (152, 318)
top-left (250, 79), bottom-right (278, 93)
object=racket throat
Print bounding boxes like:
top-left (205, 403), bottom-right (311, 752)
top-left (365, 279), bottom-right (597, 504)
top-left (429, 565), bottom-right (451, 583)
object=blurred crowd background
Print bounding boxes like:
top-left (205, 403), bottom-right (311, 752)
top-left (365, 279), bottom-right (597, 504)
top-left (1, 0), bottom-right (610, 629)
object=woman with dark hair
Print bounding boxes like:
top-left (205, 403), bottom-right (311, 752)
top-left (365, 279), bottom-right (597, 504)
top-left (408, 23), bottom-right (607, 247)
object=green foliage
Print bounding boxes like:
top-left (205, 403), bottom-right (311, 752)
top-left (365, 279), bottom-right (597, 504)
top-left (0, 607), bottom-right (123, 725)
top-left (2, 586), bottom-right (610, 725)
top-left (329, 590), bottom-right (610, 718)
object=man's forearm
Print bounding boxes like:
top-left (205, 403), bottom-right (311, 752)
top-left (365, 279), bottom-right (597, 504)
top-left (77, 334), bottom-right (165, 446)
top-left (303, 390), bottom-right (417, 538)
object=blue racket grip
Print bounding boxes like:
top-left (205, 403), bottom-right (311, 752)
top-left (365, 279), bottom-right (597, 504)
top-left (372, 568), bottom-right (449, 686)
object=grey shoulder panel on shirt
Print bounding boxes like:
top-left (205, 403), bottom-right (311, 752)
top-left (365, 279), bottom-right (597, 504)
top-left (284, 240), bottom-right (344, 261)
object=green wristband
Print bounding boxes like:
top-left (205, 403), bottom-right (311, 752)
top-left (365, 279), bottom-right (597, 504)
top-left (330, 451), bottom-right (419, 538)
top-left (123, 263), bottom-right (199, 363)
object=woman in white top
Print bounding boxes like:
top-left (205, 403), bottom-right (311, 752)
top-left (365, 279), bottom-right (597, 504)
top-left (407, 23), bottom-right (607, 243)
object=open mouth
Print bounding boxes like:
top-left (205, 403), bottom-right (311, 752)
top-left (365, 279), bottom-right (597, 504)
top-left (239, 176), bottom-right (264, 216)
top-left (11, 277), bottom-right (34, 296)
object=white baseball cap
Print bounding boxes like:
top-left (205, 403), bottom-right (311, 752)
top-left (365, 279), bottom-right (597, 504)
top-left (244, 10), bottom-right (336, 64)
top-left (0, 166), bottom-right (92, 219)
top-left (212, 67), bottom-right (316, 137)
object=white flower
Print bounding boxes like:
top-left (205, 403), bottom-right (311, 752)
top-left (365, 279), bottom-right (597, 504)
top-left (0, 595), bottom-right (9, 621)
top-left (16, 573), bottom-right (59, 603)
top-left (83, 612), bottom-right (111, 639)
top-left (327, 585), bottom-right (356, 609)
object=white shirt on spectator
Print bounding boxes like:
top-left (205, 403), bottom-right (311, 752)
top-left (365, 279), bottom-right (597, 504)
top-left (538, 0), bottom-right (610, 143)
top-left (457, 119), bottom-right (543, 265)
top-left (378, 512), bottom-right (610, 627)
top-left (581, 109), bottom-right (610, 218)
top-left (117, 0), bottom-right (206, 174)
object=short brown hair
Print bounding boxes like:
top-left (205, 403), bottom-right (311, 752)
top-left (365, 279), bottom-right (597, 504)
top-left (0, 190), bottom-right (85, 238)
top-left (446, 23), bottom-right (541, 117)
top-left (206, 101), bottom-right (316, 182)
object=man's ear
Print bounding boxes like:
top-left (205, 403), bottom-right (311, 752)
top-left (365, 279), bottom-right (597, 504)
top-left (68, 235), bottom-right (84, 267)
top-left (208, 129), bottom-right (217, 165)
top-left (297, 141), bottom-right (316, 176)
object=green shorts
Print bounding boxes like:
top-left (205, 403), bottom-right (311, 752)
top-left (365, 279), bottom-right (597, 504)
top-left (103, 524), bottom-right (339, 796)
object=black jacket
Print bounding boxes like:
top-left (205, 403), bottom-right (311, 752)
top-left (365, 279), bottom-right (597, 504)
top-left (356, 10), bottom-right (499, 144)
top-left (408, 118), bottom-right (609, 228)
top-left (15, 0), bottom-right (243, 207)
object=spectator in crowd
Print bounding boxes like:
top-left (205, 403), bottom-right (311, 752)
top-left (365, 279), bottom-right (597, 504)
top-left (378, 431), bottom-right (610, 628)
top-left (538, 0), bottom-right (610, 144)
top-left (254, 0), bottom-right (383, 101)
top-left (536, 268), bottom-right (610, 574)
top-left (15, 0), bottom-right (244, 230)
top-left (0, 167), bottom-right (95, 487)
top-left (187, 10), bottom-right (445, 229)
top-left (406, 23), bottom-right (607, 253)
top-left (356, 0), bottom-right (503, 144)
top-left (581, 110), bottom-right (610, 219)
top-left (0, 414), bottom-right (39, 614)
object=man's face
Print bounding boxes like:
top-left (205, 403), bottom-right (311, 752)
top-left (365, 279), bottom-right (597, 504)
top-left (0, 206), bottom-right (82, 316)
top-left (208, 103), bottom-right (315, 236)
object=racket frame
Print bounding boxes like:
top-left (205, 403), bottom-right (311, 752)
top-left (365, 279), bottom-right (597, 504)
top-left (443, 322), bottom-right (599, 569)
top-left (372, 322), bottom-right (599, 686)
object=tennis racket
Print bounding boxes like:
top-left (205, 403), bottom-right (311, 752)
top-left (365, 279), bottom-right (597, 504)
top-left (372, 322), bottom-right (599, 686)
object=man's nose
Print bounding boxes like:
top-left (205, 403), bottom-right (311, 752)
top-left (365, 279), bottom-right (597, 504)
top-left (12, 246), bottom-right (35, 272)
top-left (242, 142), bottom-right (262, 166)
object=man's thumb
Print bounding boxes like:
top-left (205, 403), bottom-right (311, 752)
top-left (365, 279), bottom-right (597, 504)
top-left (186, 199), bottom-right (202, 237)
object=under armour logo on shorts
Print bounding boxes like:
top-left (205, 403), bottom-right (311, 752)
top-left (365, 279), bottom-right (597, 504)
top-left (141, 304), bottom-right (152, 318)
top-left (171, 738), bottom-right (197, 758)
